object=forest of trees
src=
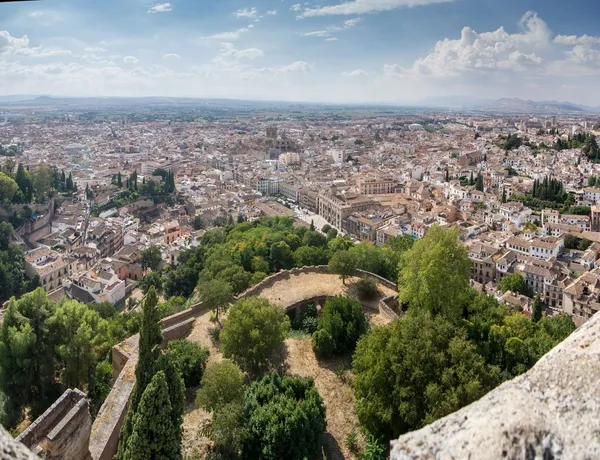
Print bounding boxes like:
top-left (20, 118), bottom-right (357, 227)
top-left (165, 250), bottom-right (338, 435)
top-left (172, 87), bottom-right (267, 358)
top-left (555, 132), bottom-right (600, 160)
top-left (0, 222), bottom-right (39, 304)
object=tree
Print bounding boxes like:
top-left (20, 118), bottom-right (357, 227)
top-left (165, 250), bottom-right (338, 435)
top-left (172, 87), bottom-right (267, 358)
top-left (499, 273), bottom-right (531, 297)
top-left (385, 234), bottom-right (414, 253)
top-left (532, 296), bottom-right (543, 323)
top-left (475, 172), bottom-right (484, 191)
top-left (327, 228), bottom-right (338, 240)
top-left (270, 241), bottom-right (293, 271)
top-left (310, 220), bottom-right (315, 231)
top-left (328, 250), bottom-right (356, 285)
top-left (445, 169), bottom-right (449, 182)
top-left (563, 233), bottom-right (579, 250)
top-left (469, 171), bottom-right (474, 186)
top-left (312, 296), bottom-right (368, 358)
top-left (122, 371), bottom-right (181, 460)
top-left (302, 230), bottom-right (328, 247)
top-left (198, 278), bottom-right (233, 324)
top-left (192, 215), bottom-right (204, 230)
top-left (141, 245), bottom-right (162, 271)
top-left (31, 165), bottom-right (54, 201)
top-left (501, 188), bottom-right (507, 203)
top-left (66, 172), bottom-right (74, 191)
top-left (322, 224), bottom-right (332, 233)
top-left (588, 176), bottom-right (597, 187)
top-left (398, 225), bottom-right (471, 320)
top-left (292, 245), bottom-right (329, 267)
top-left (49, 299), bottom-right (110, 390)
top-left (116, 287), bottom-right (163, 458)
top-left (0, 289), bottom-right (58, 427)
top-left (328, 235), bottom-right (354, 252)
top-left (220, 297), bottom-right (290, 373)
top-left (89, 361), bottom-right (113, 417)
top-left (166, 340), bottom-right (209, 387)
top-left (353, 310), bottom-right (501, 439)
top-left (15, 164), bottom-right (32, 202)
top-left (202, 401), bottom-right (247, 458)
top-left (0, 172), bottom-right (18, 204)
top-left (195, 360), bottom-right (245, 412)
top-left (117, 171), bottom-right (123, 188)
top-left (243, 373), bottom-right (326, 460)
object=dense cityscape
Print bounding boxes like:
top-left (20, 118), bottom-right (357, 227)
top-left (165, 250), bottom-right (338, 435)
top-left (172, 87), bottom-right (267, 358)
top-left (0, 96), bottom-right (598, 459)
top-left (2, 0), bottom-right (600, 458)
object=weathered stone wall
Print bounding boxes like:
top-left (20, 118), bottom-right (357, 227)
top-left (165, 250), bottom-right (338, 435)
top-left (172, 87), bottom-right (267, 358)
top-left (378, 295), bottom-right (401, 321)
top-left (16, 388), bottom-right (91, 460)
top-left (391, 311), bottom-right (600, 460)
top-left (0, 426), bottom-right (37, 460)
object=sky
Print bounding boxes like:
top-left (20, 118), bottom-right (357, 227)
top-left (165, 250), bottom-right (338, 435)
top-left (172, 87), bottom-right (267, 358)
top-left (2, 0), bottom-right (600, 104)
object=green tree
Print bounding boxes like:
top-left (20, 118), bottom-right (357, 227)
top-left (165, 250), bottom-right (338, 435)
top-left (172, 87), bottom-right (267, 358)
top-left (501, 188), bottom-right (507, 203)
top-left (328, 250), bottom-right (356, 285)
top-left (243, 373), bottom-right (326, 460)
top-left (302, 230), bottom-right (328, 247)
top-left (122, 371), bottom-right (181, 460)
top-left (141, 245), bottom-right (162, 271)
top-left (270, 241), bottom-right (293, 271)
top-left (588, 176), bottom-right (597, 187)
top-left (198, 278), bottom-right (233, 325)
top-left (50, 299), bottom-right (110, 390)
top-left (499, 273), bottom-right (531, 297)
top-left (292, 245), bottom-right (329, 267)
top-left (195, 360), bottom-right (245, 412)
top-left (328, 235), bottom-right (354, 252)
top-left (220, 297), bottom-right (290, 373)
top-left (353, 310), bottom-right (501, 439)
top-left (116, 287), bottom-right (163, 458)
top-left (322, 224), bottom-right (332, 233)
top-left (398, 225), bottom-right (471, 320)
top-left (0, 289), bottom-right (59, 427)
top-left (89, 361), bottom-right (113, 417)
top-left (66, 172), bottom-right (74, 191)
top-left (326, 228), bottom-right (338, 240)
top-left (0, 172), bottom-right (18, 204)
top-left (31, 165), bottom-right (54, 201)
top-left (532, 296), bottom-right (543, 323)
top-left (15, 164), bottom-right (32, 203)
top-left (475, 172), bottom-right (484, 191)
top-left (312, 296), bottom-right (368, 358)
top-left (202, 401), bottom-right (247, 459)
top-left (385, 234), bottom-right (414, 253)
top-left (166, 339), bottom-right (209, 387)
top-left (192, 215), bottom-right (204, 230)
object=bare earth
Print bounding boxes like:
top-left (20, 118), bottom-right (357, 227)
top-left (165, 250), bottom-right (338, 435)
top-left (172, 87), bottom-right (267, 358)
top-left (181, 276), bottom-right (395, 459)
top-left (258, 272), bottom-right (397, 309)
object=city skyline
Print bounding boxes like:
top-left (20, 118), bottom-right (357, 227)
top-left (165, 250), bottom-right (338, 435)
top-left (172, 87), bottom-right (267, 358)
top-left (2, 0), bottom-right (600, 103)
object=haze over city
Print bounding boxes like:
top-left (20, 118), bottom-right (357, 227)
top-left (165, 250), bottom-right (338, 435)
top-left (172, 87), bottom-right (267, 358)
top-left (2, 0), bottom-right (600, 103)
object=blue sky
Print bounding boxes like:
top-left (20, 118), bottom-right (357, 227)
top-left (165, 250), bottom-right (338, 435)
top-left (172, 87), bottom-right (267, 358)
top-left (2, 0), bottom-right (600, 103)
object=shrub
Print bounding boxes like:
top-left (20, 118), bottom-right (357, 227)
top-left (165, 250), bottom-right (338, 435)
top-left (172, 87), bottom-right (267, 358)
top-left (291, 303), bottom-right (318, 334)
top-left (166, 340), bottom-right (210, 387)
top-left (243, 373), bottom-right (326, 460)
top-left (220, 297), bottom-right (290, 373)
top-left (345, 428), bottom-right (359, 455)
top-left (312, 329), bottom-right (335, 359)
top-left (196, 360), bottom-right (245, 412)
top-left (355, 278), bottom-right (378, 299)
top-left (208, 326), bottom-right (221, 344)
top-left (312, 296), bottom-right (368, 357)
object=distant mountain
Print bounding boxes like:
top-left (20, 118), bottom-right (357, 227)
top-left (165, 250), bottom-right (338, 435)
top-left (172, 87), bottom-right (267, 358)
top-left (478, 98), bottom-right (588, 114)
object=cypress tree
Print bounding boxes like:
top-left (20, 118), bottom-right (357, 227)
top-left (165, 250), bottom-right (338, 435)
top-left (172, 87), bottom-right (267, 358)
top-left (475, 173), bottom-right (484, 192)
top-left (501, 188), bottom-right (507, 204)
top-left (122, 371), bottom-right (180, 460)
top-left (117, 171), bottom-right (123, 188)
top-left (469, 171), bottom-right (474, 186)
top-left (157, 353), bottom-right (185, 450)
top-left (115, 287), bottom-right (163, 459)
top-left (532, 296), bottom-right (543, 323)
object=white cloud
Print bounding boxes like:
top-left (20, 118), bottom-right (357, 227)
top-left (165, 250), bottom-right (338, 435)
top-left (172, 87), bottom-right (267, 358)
top-left (219, 43), bottom-right (264, 60)
top-left (303, 31), bottom-right (329, 37)
top-left (299, 0), bottom-right (454, 18)
top-left (404, 12), bottom-right (551, 77)
top-left (164, 53), bottom-right (181, 59)
top-left (201, 27), bottom-right (251, 40)
top-left (0, 30), bottom-right (72, 58)
top-left (303, 16), bottom-right (362, 38)
top-left (290, 4), bottom-right (302, 12)
top-left (267, 10), bottom-right (277, 15)
top-left (148, 3), bottom-right (172, 13)
top-left (325, 38), bottom-right (339, 42)
top-left (343, 18), bottom-right (362, 28)
top-left (342, 69), bottom-right (369, 77)
top-left (234, 7), bottom-right (259, 19)
top-left (84, 46), bottom-right (106, 53)
top-left (123, 56), bottom-right (139, 64)
top-left (277, 61), bottom-right (312, 73)
top-left (554, 35), bottom-right (600, 46)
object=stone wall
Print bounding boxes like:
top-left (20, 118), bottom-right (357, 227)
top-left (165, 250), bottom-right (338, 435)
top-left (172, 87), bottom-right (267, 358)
top-left (0, 426), bottom-right (37, 460)
top-left (378, 295), bottom-right (401, 321)
top-left (16, 388), bottom-right (91, 460)
top-left (390, 311), bottom-right (600, 460)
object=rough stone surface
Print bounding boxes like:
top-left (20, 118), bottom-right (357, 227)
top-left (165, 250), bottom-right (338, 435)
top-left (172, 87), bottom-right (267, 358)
top-left (391, 312), bottom-right (600, 460)
top-left (0, 426), bottom-right (37, 459)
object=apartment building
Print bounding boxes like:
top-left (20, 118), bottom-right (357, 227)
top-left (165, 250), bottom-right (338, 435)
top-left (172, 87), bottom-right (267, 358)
top-left (24, 247), bottom-right (72, 292)
top-left (562, 268), bottom-right (600, 326)
top-left (357, 177), bottom-right (397, 195)
top-left (468, 242), bottom-right (500, 285)
top-left (317, 191), bottom-right (375, 230)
